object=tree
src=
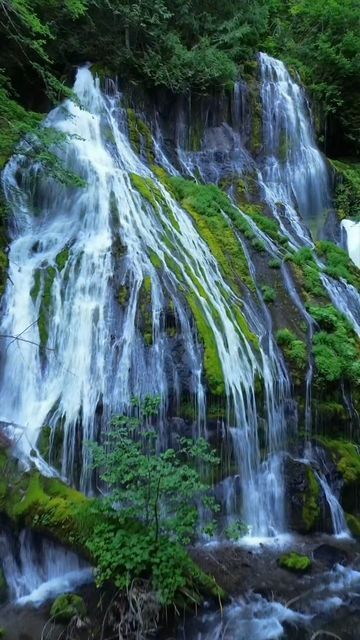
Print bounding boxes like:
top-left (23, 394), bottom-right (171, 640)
top-left (86, 396), bottom-right (220, 605)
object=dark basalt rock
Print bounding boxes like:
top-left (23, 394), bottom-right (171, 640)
top-left (313, 543), bottom-right (349, 568)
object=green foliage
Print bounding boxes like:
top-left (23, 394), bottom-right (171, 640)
top-left (86, 399), bottom-right (220, 604)
top-left (279, 552), bottom-right (311, 572)
top-left (224, 519), bottom-right (249, 541)
top-left (50, 594), bottom-right (86, 623)
top-left (168, 177), bottom-right (255, 292)
top-left (276, 328), bottom-right (307, 371)
top-left (309, 305), bottom-right (360, 385)
top-left (289, 248), bottom-right (326, 300)
top-left (316, 240), bottom-right (360, 289)
top-left (318, 437), bottom-right (360, 484)
top-left (268, 258), bottom-right (281, 269)
top-left (261, 285), bottom-right (276, 303)
top-left (302, 468), bottom-right (320, 532)
top-left (331, 160), bottom-right (360, 220)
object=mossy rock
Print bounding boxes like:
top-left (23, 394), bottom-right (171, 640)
top-left (302, 468), bottom-right (321, 532)
top-left (50, 593), bottom-right (86, 623)
top-left (318, 438), bottom-right (360, 485)
top-left (279, 552), bottom-right (311, 572)
top-left (0, 449), bottom-right (91, 553)
top-left (346, 513), bottom-right (360, 536)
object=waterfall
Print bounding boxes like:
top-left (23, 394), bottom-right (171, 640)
top-left (304, 444), bottom-right (350, 538)
top-left (258, 53), bottom-right (331, 246)
top-left (0, 67), bottom-right (292, 536)
top-left (0, 530), bottom-right (91, 605)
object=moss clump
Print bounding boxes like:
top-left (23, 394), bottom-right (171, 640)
top-left (276, 328), bottom-right (307, 381)
top-left (130, 173), bottom-right (159, 209)
top-left (269, 258), bottom-right (281, 269)
top-left (168, 177), bottom-right (255, 292)
top-left (186, 292), bottom-right (225, 396)
top-left (30, 269), bottom-right (41, 303)
top-left (317, 438), bottom-right (360, 485)
top-left (316, 240), bottom-right (360, 290)
top-left (118, 284), bottom-right (130, 306)
top-left (302, 468), bottom-right (320, 532)
top-left (127, 109), bottom-right (154, 163)
top-left (50, 593), bottom-right (86, 623)
top-left (309, 305), bottom-right (360, 386)
top-left (55, 248), bottom-right (69, 272)
top-left (38, 266), bottom-right (56, 351)
top-left (289, 248), bottom-right (327, 301)
top-left (37, 425), bottom-right (51, 459)
top-left (346, 512), bottom-right (360, 536)
top-left (0, 449), bottom-right (90, 552)
top-left (138, 276), bottom-right (153, 346)
top-left (261, 285), bottom-right (276, 303)
top-left (330, 159), bottom-right (360, 221)
top-left (248, 77), bottom-right (262, 155)
top-left (279, 552), bottom-right (311, 572)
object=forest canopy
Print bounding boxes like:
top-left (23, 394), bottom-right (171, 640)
top-left (0, 0), bottom-right (360, 157)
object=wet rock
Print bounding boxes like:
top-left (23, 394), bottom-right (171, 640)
top-left (284, 457), bottom-right (331, 534)
top-left (313, 543), bottom-right (349, 568)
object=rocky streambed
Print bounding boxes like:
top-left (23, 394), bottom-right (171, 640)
top-left (1, 533), bottom-right (360, 640)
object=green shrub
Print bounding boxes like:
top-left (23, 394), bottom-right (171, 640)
top-left (50, 594), bottom-right (86, 623)
top-left (276, 329), bottom-right (307, 370)
top-left (279, 552), bottom-right (311, 572)
top-left (261, 285), bottom-right (276, 303)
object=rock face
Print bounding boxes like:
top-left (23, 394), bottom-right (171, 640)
top-left (284, 457), bottom-right (331, 534)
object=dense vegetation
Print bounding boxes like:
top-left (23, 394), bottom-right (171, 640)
top-left (1, 0), bottom-right (360, 162)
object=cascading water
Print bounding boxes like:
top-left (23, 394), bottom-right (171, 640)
top-left (258, 53), bottom-right (331, 247)
top-left (1, 66), bottom-right (292, 537)
top-left (0, 530), bottom-right (91, 605)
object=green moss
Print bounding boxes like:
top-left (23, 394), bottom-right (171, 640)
top-left (261, 285), bottom-right (276, 303)
top-left (118, 284), bottom-right (130, 306)
top-left (186, 291), bottom-right (225, 396)
top-left (168, 177), bottom-right (255, 292)
top-left (138, 276), bottom-right (153, 346)
top-left (345, 513), bottom-right (360, 536)
top-left (130, 173), bottom-right (159, 209)
top-left (38, 266), bottom-right (56, 351)
top-left (289, 248), bottom-right (327, 300)
top-left (149, 250), bottom-right (163, 270)
top-left (30, 269), bottom-right (41, 303)
top-left (127, 109), bottom-right (154, 163)
top-left (330, 159), bottom-right (360, 221)
top-left (302, 468), bottom-right (320, 532)
top-left (316, 240), bottom-right (360, 290)
top-left (37, 425), bottom-right (51, 459)
top-left (279, 552), bottom-right (311, 572)
top-left (278, 130), bottom-right (291, 163)
top-left (309, 305), bottom-right (360, 386)
top-left (276, 328), bottom-right (307, 377)
top-left (248, 76), bottom-right (262, 155)
top-left (55, 248), bottom-right (69, 271)
top-left (268, 258), bottom-right (281, 269)
top-left (317, 437), bottom-right (360, 484)
top-left (50, 593), bottom-right (87, 623)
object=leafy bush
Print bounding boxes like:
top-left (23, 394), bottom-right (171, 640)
top-left (276, 328), bottom-right (307, 370)
top-left (309, 305), bottom-right (360, 384)
top-left (86, 397), bottom-right (220, 605)
top-left (261, 285), bottom-right (276, 303)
